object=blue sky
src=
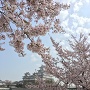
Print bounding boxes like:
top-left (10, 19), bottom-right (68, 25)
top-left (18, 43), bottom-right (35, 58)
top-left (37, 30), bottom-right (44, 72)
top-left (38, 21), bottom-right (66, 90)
top-left (0, 0), bottom-right (90, 82)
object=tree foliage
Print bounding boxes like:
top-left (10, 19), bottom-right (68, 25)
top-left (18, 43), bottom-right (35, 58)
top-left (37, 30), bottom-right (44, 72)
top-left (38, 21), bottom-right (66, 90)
top-left (0, 0), bottom-right (69, 56)
top-left (42, 34), bottom-right (90, 90)
top-left (2, 0), bottom-right (89, 90)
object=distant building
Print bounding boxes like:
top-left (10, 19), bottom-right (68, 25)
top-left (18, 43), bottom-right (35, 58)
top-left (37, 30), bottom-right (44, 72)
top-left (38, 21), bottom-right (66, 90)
top-left (36, 65), bottom-right (46, 78)
top-left (0, 80), bottom-right (6, 87)
top-left (22, 65), bottom-right (52, 85)
top-left (36, 65), bottom-right (52, 79)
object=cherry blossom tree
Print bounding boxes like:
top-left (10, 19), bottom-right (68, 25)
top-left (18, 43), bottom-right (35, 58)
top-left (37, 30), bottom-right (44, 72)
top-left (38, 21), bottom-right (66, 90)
top-left (0, 0), bottom-right (69, 56)
top-left (1, 0), bottom-right (90, 90)
top-left (2, 0), bottom-right (89, 90)
top-left (36, 33), bottom-right (90, 90)
top-left (25, 33), bottom-right (90, 90)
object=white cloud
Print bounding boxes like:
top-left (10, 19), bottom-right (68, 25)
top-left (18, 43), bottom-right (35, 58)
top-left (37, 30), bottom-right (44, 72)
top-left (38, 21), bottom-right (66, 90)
top-left (66, 28), bottom-right (75, 34)
top-left (73, 1), bottom-right (83, 12)
top-left (30, 54), bottom-right (41, 62)
top-left (86, 0), bottom-right (90, 3)
top-left (60, 10), bottom-right (69, 21)
top-left (70, 13), bottom-right (90, 27)
top-left (55, 38), bottom-right (60, 42)
top-left (60, 41), bottom-right (65, 45)
top-left (64, 33), bottom-right (70, 37)
top-left (72, 22), bottom-right (78, 28)
top-left (76, 27), bottom-right (90, 34)
top-left (56, 0), bottom-right (90, 45)
top-left (61, 19), bottom-right (69, 27)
